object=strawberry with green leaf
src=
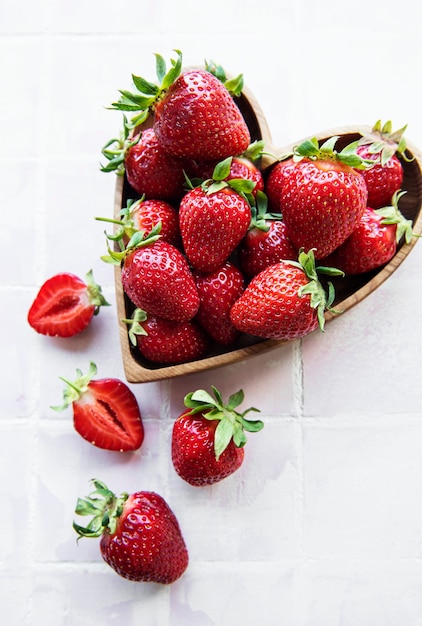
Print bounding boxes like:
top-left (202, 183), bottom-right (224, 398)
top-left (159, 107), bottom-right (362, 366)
top-left (323, 190), bottom-right (414, 275)
top-left (171, 386), bottom-right (263, 486)
top-left (96, 196), bottom-right (180, 248)
top-left (102, 225), bottom-right (200, 322)
top-left (356, 120), bottom-right (412, 209)
top-left (122, 308), bottom-right (209, 364)
top-left (73, 479), bottom-right (189, 584)
top-left (179, 158), bottom-right (254, 273)
top-left (101, 122), bottom-right (189, 201)
top-left (109, 50), bottom-right (250, 160)
top-left (27, 270), bottom-right (109, 337)
top-left (237, 190), bottom-right (297, 277)
top-left (230, 249), bottom-right (344, 340)
top-left (280, 136), bottom-right (370, 258)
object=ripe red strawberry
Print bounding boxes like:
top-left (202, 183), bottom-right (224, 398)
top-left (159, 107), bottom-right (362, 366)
top-left (355, 120), bottom-right (410, 209)
top-left (280, 136), bottom-right (369, 258)
top-left (27, 270), bottom-right (109, 337)
top-left (323, 191), bottom-right (414, 275)
top-left (193, 261), bottom-right (245, 345)
top-left (97, 196), bottom-right (181, 248)
top-left (238, 190), bottom-right (297, 277)
top-left (179, 162), bottom-right (253, 273)
top-left (109, 50), bottom-right (250, 161)
top-left (103, 228), bottom-right (200, 322)
top-left (188, 143), bottom-right (265, 198)
top-left (51, 362), bottom-right (144, 451)
top-left (73, 479), bottom-right (189, 584)
top-left (230, 249), bottom-right (344, 340)
top-left (265, 157), bottom-right (297, 211)
top-left (171, 386), bottom-right (263, 486)
top-left (101, 122), bottom-right (188, 201)
top-left (154, 68), bottom-right (250, 159)
top-left (122, 308), bottom-right (209, 364)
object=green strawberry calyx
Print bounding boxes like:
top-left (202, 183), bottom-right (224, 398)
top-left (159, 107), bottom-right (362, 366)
top-left (249, 190), bottom-right (282, 233)
top-left (85, 269), bottom-right (111, 312)
top-left (184, 386), bottom-right (264, 461)
top-left (109, 49), bottom-right (184, 127)
top-left (121, 308), bottom-right (149, 346)
top-left (375, 190), bottom-right (414, 244)
top-left (73, 479), bottom-right (129, 540)
top-left (287, 249), bottom-right (345, 331)
top-left (358, 119), bottom-right (413, 165)
top-left (185, 156), bottom-right (257, 205)
top-left (204, 59), bottom-right (245, 97)
top-left (100, 115), bottom-right (142, 175)
top-left (292, 136), bottom-right (374, 170)
top-left (95, 197), bottom-right (146, 248)
top-left (100, 222), bottom-right (162, 265)
top-left (51, 361), bottom-right (98, 412)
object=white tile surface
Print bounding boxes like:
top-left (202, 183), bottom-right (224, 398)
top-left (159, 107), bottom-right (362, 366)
top-left (2, 0), bottom-right (422, 624)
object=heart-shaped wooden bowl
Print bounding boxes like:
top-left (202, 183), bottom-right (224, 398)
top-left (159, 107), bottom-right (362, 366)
top-left (112, 85), bottom-right (422, 383)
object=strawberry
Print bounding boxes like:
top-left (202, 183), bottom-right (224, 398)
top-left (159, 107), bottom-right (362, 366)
top-left (101, 121), bottom-right (188, 201)
top-left (230, 249), bottom-right (344, 340)
top-left (264, 157), bottom-right (297, 211)
top-left (27, 269), bottom-right (109, 337)
top-left (102, 227), bottom-right (200, 322)
top-left (73, 479), bottom-right (188, 584)
top-left (171, 386), bottom-right (263, 486)
top-left (323, 190), bottom-right (414, 275)
top-left (122, 308), bottom-right (209, 364)
top-left (193, 261), bottom-right (245, 345)
top-left (179, 159), bottom-right (254, 273)
top-left (109, 50), bottom-right (250, 161)
top-left (356, 120), bottom-right (410, 209)
top-left (280, 136), bottom-right (370, 258)
top-left (188, 142), bottom-right (265, 198)
top-left (237, 190), bottom-right (297, 277)
top-left (97, 196), bottom-right (181, 248)
top-left (51, 362), bottom-right (144, 451)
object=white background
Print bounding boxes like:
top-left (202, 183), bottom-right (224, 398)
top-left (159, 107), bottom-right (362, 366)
top-left (2, 1), bottom-right (422, 624)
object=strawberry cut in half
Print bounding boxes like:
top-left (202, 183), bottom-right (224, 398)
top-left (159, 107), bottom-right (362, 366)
top-left (52, 362), bottom-right (144, 452)
top-left (27, 270), bottom-right (109, 337)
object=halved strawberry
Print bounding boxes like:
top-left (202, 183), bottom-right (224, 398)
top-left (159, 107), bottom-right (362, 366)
top-left (52, 362), bottom-right (144, 451)
top-left (27, 270), bottom-right (109, 337)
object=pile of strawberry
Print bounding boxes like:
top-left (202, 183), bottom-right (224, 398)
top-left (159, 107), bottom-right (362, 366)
top-left (97, 51), bottom-right (415, 364)
top-left (25, 49), bottom-right (417, 586)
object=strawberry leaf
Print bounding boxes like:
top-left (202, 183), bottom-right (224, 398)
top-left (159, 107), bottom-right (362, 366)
top-left (184, 386), bottom-right (263, 459)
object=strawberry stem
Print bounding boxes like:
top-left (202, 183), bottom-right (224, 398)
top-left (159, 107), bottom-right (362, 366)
top-left (184, 386), bottom-right (263, 460)
top-left (51, 361), bottom-right (98, 412)
top-left (73, 479), bottom-right (129, 539)
top-left (286, 249), bottom-right (344, 331)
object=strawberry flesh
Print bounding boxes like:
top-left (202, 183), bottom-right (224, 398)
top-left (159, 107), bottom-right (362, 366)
top-left (73, 378), bottom-right (144, 451)
top-left (28, 273), bottom-right (95, 337)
